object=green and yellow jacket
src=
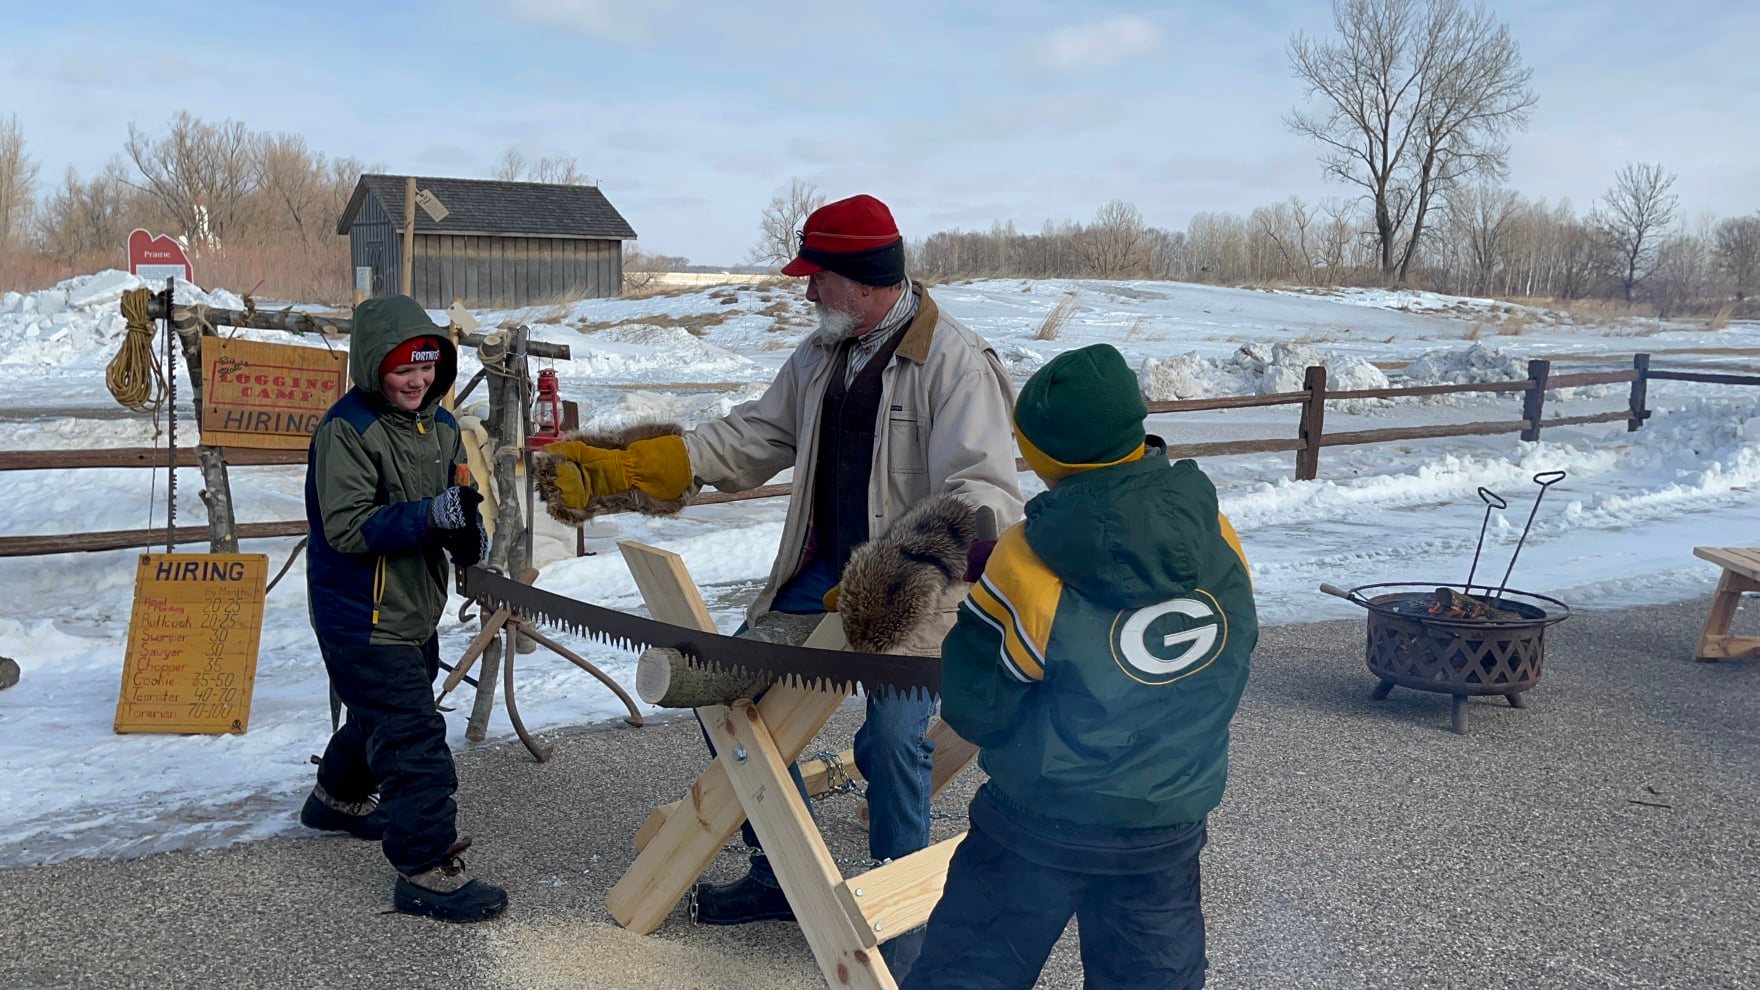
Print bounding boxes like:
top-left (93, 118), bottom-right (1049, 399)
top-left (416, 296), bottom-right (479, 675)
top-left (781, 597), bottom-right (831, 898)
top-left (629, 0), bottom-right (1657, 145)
top-left (304, 296), bottom-right (463, 647)
top-left (941, 441), bottom-right (1257, 829)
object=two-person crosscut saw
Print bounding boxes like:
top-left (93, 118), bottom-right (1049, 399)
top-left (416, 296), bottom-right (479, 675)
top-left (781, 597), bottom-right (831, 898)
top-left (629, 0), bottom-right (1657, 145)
top-left (465, 566), bottom-right (940, 699)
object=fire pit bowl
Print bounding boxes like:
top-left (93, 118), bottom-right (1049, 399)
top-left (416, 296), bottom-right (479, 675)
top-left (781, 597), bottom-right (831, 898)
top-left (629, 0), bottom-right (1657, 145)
top-left (1321, 582), bottom-right (1571, 735)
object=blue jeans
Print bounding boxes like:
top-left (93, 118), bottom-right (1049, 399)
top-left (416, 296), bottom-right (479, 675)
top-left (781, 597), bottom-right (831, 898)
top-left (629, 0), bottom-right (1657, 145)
top-left (702, 557), bottom-right (937, 883)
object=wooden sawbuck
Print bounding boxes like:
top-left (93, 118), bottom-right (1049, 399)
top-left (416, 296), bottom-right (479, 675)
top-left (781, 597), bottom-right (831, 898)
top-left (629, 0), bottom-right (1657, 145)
top-left (606, 540), bottom-right (979, 990)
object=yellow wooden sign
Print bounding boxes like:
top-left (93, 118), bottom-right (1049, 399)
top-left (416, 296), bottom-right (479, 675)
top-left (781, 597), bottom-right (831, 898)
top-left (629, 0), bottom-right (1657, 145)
top-left (114, 553), bottom-right (268, 735)
top-left (200, 337), bottom-right (348, 449)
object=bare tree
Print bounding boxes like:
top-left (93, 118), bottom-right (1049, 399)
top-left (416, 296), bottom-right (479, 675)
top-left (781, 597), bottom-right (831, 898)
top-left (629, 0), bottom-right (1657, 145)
top-left (35, 160), bottom-right (152, 262)
top-left (1078, 200), bottom-right (1149, 279)
top-left (0, 114), bottom-right (37, 252)
top-left (1594, 162), bottom-right (1678, 302)
top-left (1394, 0), bottom-right (1535, 281)
top-left (492, 147), bottom-right (527, 181)
top-left (124, 112), bottom-right (256, 245)
top-left (1446, 185), bottom-right (1521, 293)
top-left (1713, 214), bottom-right (1760, 299)
top-left (251, 132), bottom-right (332, 245)
top-left (1288, 0), bottom-right (1534, 282)
top-left (531, 156), bottom-right (586, 184)
top-left (1651, 232), bottom-right (1710, 318)
top-left (749, 178), bottom-right (826, 268)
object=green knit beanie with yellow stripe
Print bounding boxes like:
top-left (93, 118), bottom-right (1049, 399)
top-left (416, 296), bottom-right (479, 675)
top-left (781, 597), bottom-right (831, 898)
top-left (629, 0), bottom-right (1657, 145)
top-left (1014, 343), bottom-right (1148, 468)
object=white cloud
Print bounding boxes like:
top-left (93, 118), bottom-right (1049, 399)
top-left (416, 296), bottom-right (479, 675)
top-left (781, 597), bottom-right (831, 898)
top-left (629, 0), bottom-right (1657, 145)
top-left (1035, 15), bottom-right (1163, 72)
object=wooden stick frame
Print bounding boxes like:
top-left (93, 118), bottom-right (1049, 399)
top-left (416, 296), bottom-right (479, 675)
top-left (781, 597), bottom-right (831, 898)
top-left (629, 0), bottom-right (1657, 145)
top-left (607, 540), bottom-right (978, 989)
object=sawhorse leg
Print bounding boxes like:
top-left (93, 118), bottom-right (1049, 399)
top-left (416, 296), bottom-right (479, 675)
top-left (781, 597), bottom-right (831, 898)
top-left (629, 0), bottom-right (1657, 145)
top-left (1696, 568), bottom-right (1760, 661)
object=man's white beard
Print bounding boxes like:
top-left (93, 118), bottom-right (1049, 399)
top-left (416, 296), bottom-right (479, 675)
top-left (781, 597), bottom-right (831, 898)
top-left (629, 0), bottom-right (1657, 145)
top-left (813, 303), bottom-right (860, 344)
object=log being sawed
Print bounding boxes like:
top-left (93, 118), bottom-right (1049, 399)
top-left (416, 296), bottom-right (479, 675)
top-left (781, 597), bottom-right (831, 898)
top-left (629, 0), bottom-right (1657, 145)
top-left (635, 610), bottom-right (824, 708)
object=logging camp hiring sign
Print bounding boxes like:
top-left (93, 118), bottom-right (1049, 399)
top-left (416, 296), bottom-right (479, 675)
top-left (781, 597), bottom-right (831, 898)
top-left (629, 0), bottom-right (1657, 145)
top-left (200, 337), bottom-right (348, 449)
top-left (115, 554), bottom-right (268, 735)
top-left (127, 228), bottom-right (194, 284)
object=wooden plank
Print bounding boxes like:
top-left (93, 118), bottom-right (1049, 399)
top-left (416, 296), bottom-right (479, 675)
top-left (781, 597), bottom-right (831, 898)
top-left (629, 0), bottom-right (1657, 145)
top-left (1545, 370), bottom-right (1640, 389)
top-left (616, 540), bottom-right (718, 631)
top-left (1322, 379), bottom-right (1534, 401)
top-left (707, 699), bottom-right (897, 989)
top-left (1319, 419), bottom-right (1531, 448)
top-left (143, 299), bottom-right (570, 359)
top-left (836, 833), bottom-right (966, 949)
top-left (606, 685), bottom-right (844, 933)
top-left (464, 237), bottom-right (481, 307)
top-left (632, 800), bottom-right (678, 851)
top-left (1162, 438), bottom-right (1307, 459)
top-left (1697, 547), bottom-right (1760, 580)
top-left (1698, 636), bottom-right (1760, 660)
top-left (0, 520), bottom-right (306, 558)
top-left (1647, 370), bottom-right (1760, 387)
top-left (607, 633), bottom-right (850, 934)
top-left (0, 448), bottom-right (307, 471)
top-left (515, 239), bottom-right (530, 306)
top-left (1146, 390), bottom-right (1308, 414)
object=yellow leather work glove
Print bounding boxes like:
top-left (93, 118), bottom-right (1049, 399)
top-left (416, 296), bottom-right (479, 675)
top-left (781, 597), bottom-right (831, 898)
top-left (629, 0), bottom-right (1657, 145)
top-left (542, 434), bottom-right (692, 509)
top-left (821, 583), bottom-right (841, 612)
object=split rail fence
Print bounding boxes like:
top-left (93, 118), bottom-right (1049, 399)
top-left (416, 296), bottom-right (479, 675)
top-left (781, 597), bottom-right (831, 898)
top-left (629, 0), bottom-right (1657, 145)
top-left (3, 351), bottom-right (1756, 559)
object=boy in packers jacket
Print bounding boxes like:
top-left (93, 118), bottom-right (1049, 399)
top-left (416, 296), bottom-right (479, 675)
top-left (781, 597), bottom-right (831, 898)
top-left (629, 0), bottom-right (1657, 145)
top-left (903, 344), bottom-right (1256, 990)
top-left (300, 294), bottom-right (503, 924)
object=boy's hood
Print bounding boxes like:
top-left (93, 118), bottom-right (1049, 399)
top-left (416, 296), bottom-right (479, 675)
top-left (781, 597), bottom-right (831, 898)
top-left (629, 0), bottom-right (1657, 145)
top-left (1023, 444), bottom-right (1222, 610)
top-left (349, 296), bottom-right (458, 411)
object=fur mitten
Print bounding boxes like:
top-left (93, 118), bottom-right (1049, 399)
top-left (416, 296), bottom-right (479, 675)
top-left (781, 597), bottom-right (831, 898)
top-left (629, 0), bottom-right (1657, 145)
top-left (839, 495), bottom-right (984, 654)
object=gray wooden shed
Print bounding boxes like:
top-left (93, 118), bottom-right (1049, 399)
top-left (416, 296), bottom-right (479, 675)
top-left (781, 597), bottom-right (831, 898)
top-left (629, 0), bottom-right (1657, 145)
top-left (336, 174), bottom-right (637, 309)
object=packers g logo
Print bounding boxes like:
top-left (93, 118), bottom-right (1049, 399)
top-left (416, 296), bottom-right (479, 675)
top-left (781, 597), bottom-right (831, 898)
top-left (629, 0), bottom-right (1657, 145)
top-left (1110, 589), bottom-right (1227, 686)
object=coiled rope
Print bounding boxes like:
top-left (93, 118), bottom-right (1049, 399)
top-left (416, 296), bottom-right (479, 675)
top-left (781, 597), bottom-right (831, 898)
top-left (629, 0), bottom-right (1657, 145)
top-left (107, 289), bottom-right (169, 420)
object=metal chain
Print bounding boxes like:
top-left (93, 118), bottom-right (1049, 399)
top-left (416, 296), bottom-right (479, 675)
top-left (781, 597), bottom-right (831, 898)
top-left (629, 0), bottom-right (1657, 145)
top-left (807, 749), bottom-right (863, 801)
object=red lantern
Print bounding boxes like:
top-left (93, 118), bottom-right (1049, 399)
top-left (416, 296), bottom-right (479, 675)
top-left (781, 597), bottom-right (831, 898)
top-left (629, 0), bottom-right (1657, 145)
top-left (529, 368), bottom-right (563, 448)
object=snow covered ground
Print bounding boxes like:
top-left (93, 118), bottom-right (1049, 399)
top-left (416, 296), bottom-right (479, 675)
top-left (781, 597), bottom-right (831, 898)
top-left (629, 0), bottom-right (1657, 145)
top-left (1, 271), bottom-right (1757, 868)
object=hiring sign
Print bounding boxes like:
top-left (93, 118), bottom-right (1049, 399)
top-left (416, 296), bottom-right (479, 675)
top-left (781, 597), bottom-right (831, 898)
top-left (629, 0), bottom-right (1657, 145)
top-left (200, 337), bottom-right (348, 449)
top-left (115, 553), bottom-right (269, 735)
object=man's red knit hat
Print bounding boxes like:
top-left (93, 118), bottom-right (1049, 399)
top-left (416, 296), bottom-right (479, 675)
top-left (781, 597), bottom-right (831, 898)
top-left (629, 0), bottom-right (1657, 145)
top-left (379, 336), bottom-right (444, 378)
top-left (780, 194), bottom-right (906, 286)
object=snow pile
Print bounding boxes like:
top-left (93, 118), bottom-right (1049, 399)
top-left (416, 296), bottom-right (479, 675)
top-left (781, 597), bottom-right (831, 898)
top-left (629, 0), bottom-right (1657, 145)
top-left (0, 270), bottom-right (244, 367)
top-left (1401, 343), bottom-right (1619, 402)
top-left (574, 383), bottom-right (771, 433)
top-left (1140, 342), bottom-right (1392, 413)
top-left (567, 323), bottom-right (763, 382)
top-left (1404, 343), bottom-right (1527, 385)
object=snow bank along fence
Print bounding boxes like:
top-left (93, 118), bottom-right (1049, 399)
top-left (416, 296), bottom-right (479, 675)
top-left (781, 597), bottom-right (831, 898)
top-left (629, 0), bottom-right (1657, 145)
top-left (3, 340), bottom-right (1756, 558)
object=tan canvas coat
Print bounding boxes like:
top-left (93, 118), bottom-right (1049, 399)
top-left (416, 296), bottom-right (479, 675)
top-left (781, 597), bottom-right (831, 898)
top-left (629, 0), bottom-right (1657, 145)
top-left (683, 289), bottom-right (1024, 646)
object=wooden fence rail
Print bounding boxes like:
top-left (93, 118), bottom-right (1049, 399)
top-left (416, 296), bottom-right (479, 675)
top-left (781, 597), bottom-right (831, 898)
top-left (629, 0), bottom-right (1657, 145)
top-left (4, 350), bottom-right (1755, 558)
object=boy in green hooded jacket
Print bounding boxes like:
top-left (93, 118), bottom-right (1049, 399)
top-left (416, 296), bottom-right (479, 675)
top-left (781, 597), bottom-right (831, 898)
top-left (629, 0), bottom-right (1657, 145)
top-left (299, 294), bottom-right (504, 923)
top-left (904, 344), bottom-right (1257, 990)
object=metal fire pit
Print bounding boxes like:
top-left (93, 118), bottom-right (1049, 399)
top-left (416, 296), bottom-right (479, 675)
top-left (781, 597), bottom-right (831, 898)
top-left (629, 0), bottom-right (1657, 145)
top-left (1332, 582), bottom-right (1571, 734)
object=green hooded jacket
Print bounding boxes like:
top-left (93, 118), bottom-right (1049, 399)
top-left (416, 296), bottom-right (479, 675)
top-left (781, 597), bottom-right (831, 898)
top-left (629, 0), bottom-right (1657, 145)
top-left (303, 295), bottom-right (463, 646)
top-left (941, 447), bottom-right (1258, 828)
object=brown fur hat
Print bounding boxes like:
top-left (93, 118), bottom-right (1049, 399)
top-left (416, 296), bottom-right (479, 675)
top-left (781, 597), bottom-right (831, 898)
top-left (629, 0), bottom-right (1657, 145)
top-left (531, 422), bottom-right (695, 526)
top-left (839, 494), bottom-right (979, 654)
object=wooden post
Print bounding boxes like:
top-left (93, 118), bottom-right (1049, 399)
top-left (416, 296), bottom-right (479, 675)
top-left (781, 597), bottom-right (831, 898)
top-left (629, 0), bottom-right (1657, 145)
top-left (167, 309), bottom-right (240, 554)
top-left (1521, 359), bottom-right (1552, 442)
top-left (1295, 364), bottom-right (1327, 481)
top-left (1628, 352), bottom-right (1651, 432)
top-left (400, 176), bottom-right (416, 298)
top-left (467, 327), bottom-right (531, 740)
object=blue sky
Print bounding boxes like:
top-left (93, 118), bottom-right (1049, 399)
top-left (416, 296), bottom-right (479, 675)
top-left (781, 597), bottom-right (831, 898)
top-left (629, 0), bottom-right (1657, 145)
top-left (5, 0), bottom-right (1757, 265)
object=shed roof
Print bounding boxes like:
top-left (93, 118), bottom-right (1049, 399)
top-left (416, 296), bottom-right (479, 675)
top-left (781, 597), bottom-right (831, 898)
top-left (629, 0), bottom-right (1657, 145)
top-left (336, 174), bottom-right (637, 240)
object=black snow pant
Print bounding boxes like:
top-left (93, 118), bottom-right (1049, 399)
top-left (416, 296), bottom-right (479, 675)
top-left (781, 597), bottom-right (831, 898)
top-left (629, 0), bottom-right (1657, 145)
top-left (901, 816), bottom-right (1209, 990)
top-left (315, 635), bottom-right (458, 877)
